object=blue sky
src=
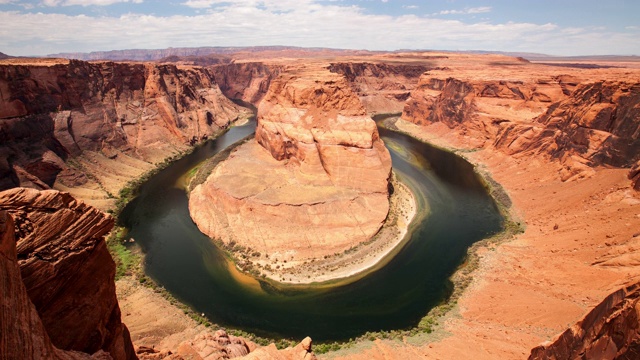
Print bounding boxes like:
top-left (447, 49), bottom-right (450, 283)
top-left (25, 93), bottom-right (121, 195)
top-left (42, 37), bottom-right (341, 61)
top-left (1, 0), bottom-right (638, 56)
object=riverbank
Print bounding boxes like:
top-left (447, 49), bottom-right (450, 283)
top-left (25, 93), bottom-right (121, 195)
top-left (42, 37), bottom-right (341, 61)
top-left (329, 118), bottom-right (640, 359)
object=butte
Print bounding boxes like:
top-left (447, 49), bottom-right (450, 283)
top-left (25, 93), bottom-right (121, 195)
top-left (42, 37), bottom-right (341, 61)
top-left (188, 64), bottom-right (393, 277)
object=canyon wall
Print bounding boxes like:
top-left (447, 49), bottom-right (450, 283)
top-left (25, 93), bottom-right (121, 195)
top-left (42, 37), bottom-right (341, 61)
top-left (0, 59), bottom-right (244, 209)
top-left (529, 283), bottom-right (640, 360)
top-left (0, 187), bottom-right (135, 359)
top-left (328, 61), bottom-right (430, 114)
top-left (400, 61), bottom-right (640, 187)
top-left (189, 65), bottom-right (392, 264)
top-left (211, 62), bottom-right (282, 105)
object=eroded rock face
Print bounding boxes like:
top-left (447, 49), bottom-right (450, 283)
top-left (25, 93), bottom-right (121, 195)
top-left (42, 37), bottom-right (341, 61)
top-left (189, 67), bottom-right (391, 263)
top-left (0, 60), bottom-right (243, 207)
top-left (0, 187), bottom-right (136, 360)
top-left (136, 329), bottom-right (253, 360)
top-left (212, 62), bottom-right (282, 105)
top-left (529, 283), bottom-right (640, 360)
top-left (328, 62), bottom-right (430, 113)
top-left (401, 66), bottom-right (640, 188)
top-left (495, 81), bottom-right (640, 174)
top-left (240, 336), bottom-right (316, 360)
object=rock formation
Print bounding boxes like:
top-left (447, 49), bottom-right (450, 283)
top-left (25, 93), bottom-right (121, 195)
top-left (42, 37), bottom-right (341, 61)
top-left (211, 62), bottom-right (282, 105)
top-left (400, 57), bottom-right (640, 189)
top-left (240, 337), bottom-right (316, 360)
top-left (189, 65), bottom-right (392, 264)
top-left (0, 187), bottom-right (136, 360)
top-left (328, 61), bottom-right (430, 113)
top-left (529, 283), bottom-right (640, 360)
top-left (136, 330), bottom-right (254, 360)
top-left (0, 59), bottom-right (244, 209)
top-left (495, 81), bottom-right (640, 181)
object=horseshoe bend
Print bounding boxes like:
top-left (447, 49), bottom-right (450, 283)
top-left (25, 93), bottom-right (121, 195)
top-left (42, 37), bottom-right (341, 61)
top-left (0, 48), bottom-right (639, 360)
top-left (187, 64), bottom-right (410, 283)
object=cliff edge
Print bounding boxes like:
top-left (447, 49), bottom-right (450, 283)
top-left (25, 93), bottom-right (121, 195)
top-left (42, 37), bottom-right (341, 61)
top-left (0, 187), bottom-right (135, 360)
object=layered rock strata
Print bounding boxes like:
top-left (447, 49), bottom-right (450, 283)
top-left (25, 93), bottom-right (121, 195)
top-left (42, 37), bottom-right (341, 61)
top-left (211, 62), bottom-right (282, 105)
top-left (0, 187), bottom-right (135, 359)
top-left (401, 57), bottom-right (640, 188)
top-left (189, 66), bottom-right (392, 264)
top-left (328, 61), bottom-right (430, 113)
top-left (0, 59), bottom-right (244, 209)
top-left (529, 283), bottom-right (640, 360)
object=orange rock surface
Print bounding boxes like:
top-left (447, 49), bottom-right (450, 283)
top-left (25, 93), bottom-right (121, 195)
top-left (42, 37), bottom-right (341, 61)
top-left (0, 59), bottom-right (245, 210)
top-left (189, 64), bottom-right (392, 263)
top-left (0, 188), bottom-right (135, 359)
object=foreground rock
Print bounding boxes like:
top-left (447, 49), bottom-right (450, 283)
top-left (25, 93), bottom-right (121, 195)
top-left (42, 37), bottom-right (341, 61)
top-left (189, 64), bottom-right (391, 270)
top-left (529, 282), bottom-right (640, 360)
top-left (0, 187), bottom-right (135, 359)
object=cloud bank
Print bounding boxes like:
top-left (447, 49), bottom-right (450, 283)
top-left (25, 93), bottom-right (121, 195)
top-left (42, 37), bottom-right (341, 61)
top-left (0, 0), bottom-right (638, 56)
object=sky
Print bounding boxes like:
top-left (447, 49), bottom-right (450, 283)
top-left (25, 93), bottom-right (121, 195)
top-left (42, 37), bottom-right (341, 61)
top-left (0, 0), bottom-right (639, 57)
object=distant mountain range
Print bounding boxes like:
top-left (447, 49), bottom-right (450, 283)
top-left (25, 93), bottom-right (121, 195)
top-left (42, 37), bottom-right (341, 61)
top-left (44, 46), bottom-right (640, 63)
top-left (47, 46), bottom-right (377, 61)
top-left (0, 52), bottom-right (12, 60)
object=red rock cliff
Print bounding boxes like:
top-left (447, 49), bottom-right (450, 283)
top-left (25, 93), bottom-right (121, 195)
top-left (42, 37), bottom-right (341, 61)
top-left (211, 62), bottom-right (282, 105)
top-left (328, 61), bottom-right (430, 113)
top-left (529, 282), bottom-right (640, 360)
top-left (0, 59), bottom-right (244, 207)
top-left (0, 187), bottom-right (136, 360)
top-left (495, 81), bottom-right (640, 172)
top-left (401, 62), bottom-right (639, 188)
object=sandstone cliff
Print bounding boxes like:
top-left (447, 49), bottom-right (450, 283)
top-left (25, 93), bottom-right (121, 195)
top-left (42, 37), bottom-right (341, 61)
top-left (0, 59), bottom-right (244, 209)
top-left (211, 62), bottom-right (282, 105)
top-left (328, 61), bottom-right (430, 114)
top-left (189, 65), bottom-right (392, 268)
top-left (495, 81), bottom-right (640, 181)
top-left (529, 283), bottom-right (640, 360)
top-left (400, 59), bottom-right (640, 188)
top-left (0, 187), bottom-right (135, 359)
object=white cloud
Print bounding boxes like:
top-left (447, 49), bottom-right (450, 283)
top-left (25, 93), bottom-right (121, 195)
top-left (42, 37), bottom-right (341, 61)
top-left (403, 5), bottom-right (418, 9)
top-left (0, 2), bottom-right (638, 57)
top-left (437, 6), bottom-right (491, 15)
top-left (182, 0), bottom-right (217, 8)
top-left (42, 0), bottom-right (143, 6)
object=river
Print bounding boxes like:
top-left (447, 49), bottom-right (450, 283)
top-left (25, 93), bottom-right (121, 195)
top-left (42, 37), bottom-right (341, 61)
top-left (119, 117), bottom-right (503, 342)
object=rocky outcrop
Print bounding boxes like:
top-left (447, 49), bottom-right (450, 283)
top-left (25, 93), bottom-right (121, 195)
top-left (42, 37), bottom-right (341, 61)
top-left (240, 337), bottom-right (316, 360)
top-left (402, 68), bottom-right (639, 188)
top-left (529, 283), bottom-right (640, 360)
top-left (0, 187), bottom-right (135, 360)
top-left (495, 81), bottom-right (640, 181)
top-left (136, 330), bottom-right (253, 360)
top-left (211, 62), bottom-right (282, 105)
top-left (0, 59), bottom-right (243, 207)
top-left (189, 66), bottom-right (391, 266)
top-left (401, 75), bottom-right (568, 137)
top-left (630, 160), bottom-right (640, 191)
top-left (328, 62), bottom-right (430, 113)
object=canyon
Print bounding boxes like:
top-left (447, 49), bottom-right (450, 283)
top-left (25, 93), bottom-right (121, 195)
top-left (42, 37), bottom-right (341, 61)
top-left (188, 62), bottom-right (394, 273)
top-left (0, 49), bottom-right (639, 359)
